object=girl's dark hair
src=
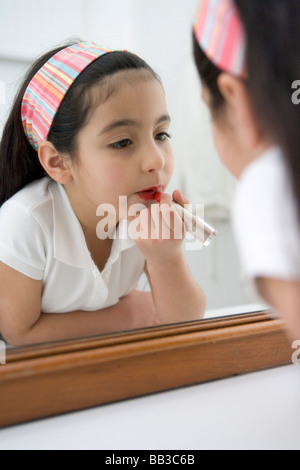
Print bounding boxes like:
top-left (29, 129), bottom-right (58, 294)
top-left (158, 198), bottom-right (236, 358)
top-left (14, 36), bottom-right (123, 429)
top-left (0, 42), bottom-right (159, 206)
top-left (192, 31), bottom-right (224, 112)
top-left (193, 0), bottom-right (300, 220)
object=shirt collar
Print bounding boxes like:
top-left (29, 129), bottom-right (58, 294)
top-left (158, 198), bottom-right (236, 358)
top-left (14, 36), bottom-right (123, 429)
top-left (239, 146), bottom-right (283, 182)
top-left (49, 181), bottom-right (136, 269)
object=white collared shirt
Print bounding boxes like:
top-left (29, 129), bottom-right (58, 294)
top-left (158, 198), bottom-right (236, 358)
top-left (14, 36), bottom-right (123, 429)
top-left (0, 178), bottom-right (145, 313)
top-left (232, 146), bottom-right (300, 282)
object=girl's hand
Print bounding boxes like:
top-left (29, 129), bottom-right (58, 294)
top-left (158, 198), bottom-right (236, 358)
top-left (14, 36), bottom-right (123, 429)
top-left (132, 190), bottom-right (189, 264)
top-left (172, 189), bottom-right (190, 208)
top-left (121, 289), bottom-right (161, 329)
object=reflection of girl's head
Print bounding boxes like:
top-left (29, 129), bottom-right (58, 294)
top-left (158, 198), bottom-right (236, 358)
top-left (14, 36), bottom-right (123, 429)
top-left (193, 0), bottom-right (300, 219)
top-left (192, 0), bottom-right (251, 177)
top-left (193, 0), bottom-right (246, 116)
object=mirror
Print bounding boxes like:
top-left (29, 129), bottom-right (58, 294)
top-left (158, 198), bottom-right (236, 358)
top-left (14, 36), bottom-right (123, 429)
top-left (0, 0), bottom-right (266, 349)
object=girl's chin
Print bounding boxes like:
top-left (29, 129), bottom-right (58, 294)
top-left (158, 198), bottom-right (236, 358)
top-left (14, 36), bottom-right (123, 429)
top-left (124, 199), bottom-right (158, 221)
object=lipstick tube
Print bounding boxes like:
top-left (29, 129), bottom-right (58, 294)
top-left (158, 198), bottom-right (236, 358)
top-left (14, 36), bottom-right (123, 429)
top-left (173, 203), bottom-right (217, 247)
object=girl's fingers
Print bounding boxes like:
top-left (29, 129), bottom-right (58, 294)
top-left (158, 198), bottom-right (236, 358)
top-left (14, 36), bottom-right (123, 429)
top-left (172, 189), bottom-right (189, 207)
top-left (159, 203), bottom-right (185, 239)
top-left (159, 192), bottom-right (173, 207)
top-left (133, 195), bottom-right (185, 240)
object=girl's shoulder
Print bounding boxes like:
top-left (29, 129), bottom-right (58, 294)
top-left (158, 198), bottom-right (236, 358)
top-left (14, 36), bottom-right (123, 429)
top-left (233, 146), bottom-right (300, 281)
top-left (235, 146), bottom-right (292, 211)
top-left (2, 177), bottom-right (53, 212)
top-left (0, 177), bottom-right (55, 280)
top-left (0, 177), bottom-right (57, 239)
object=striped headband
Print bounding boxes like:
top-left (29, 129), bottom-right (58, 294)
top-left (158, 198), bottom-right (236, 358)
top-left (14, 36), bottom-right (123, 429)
top-left (194, 0), bottom-right (247, 78)
top-left (21, 42), bottom-right (118, 151)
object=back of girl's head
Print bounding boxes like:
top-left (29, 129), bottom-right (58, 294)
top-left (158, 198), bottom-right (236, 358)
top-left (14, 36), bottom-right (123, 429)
top-left (193, 0), bottom-right (300, 219)
top-left (233, 1), bottom-right (300, 139)
top-left (192, 32), bottom-right (224, 113)
top-left (0, 42), bottom-right (159, 207)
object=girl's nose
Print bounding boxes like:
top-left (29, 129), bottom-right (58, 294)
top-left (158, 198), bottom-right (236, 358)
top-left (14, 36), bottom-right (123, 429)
top-left (141, 144), bottom-right (165, 173)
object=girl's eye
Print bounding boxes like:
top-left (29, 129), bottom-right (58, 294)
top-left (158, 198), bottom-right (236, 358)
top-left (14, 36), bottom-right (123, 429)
top-left (111, 139), bottom-right (132, 149)
top-left (156, 132), bottom-right (171, 142)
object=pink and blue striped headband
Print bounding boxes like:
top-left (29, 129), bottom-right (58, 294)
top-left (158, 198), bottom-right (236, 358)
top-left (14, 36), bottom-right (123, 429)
top-left (194, 0), bottom-right (247, 78)
top-left (21, 42), bottom-right (118, 151)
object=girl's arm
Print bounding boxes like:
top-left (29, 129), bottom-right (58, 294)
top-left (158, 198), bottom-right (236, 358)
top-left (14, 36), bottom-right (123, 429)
top-left (145, 255), bottom-right (206, 325)
top-left (256, 277), bottom-right (300, 339)
top-left (0, 262), bottom-right (160, 346)
top-left (134, 191), bottom-right (206, 324)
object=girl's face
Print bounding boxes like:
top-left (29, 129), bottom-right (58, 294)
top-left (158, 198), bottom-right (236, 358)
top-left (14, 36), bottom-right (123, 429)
top-left (202, 84), bottom-right (242, 178)
top-left (202, 80), bottom-right (270, 179)
top-left (66, 71), bottom-right (174, 222)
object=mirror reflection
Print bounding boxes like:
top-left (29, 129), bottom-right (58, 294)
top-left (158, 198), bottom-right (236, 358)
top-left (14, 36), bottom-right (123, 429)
top-left (0, 0), bottom-right (264, 347)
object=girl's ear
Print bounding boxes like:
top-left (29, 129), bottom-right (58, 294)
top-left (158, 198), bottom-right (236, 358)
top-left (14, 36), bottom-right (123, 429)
top-left (38, 141), bottom-right (72, 184)
top-left (217, 73), bottom-right (261, 150)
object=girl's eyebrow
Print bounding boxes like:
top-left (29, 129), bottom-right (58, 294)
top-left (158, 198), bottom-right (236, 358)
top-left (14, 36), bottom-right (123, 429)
top-left (99, 114), bottom-right (171, 135)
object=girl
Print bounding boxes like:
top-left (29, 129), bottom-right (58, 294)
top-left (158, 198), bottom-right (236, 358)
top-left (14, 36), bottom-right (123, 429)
top-left (193, 0), bottom-right (300, 338)
top-left (0, 42), bottom-right (206, 346)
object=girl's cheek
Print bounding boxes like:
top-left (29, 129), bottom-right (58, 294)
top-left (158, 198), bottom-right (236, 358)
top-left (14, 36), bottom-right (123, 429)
top-left (165, 150), bottom-right (175, 181)
top-left (100, 161), bottom-right (129, 185)
top-left (212, 126), bottom-right (227, 165)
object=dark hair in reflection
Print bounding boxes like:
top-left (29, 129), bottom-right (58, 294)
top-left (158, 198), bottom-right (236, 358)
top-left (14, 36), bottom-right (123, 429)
top-left (193, 0), bottom-right (300, 221)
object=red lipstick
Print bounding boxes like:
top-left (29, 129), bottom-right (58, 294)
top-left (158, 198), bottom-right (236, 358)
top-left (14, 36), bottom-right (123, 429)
top-left (138, 186), bottom-right (163, 202)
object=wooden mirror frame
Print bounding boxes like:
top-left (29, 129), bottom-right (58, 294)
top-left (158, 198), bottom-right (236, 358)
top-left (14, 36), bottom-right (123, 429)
top-left (0, 310), bottom-right (292, 428)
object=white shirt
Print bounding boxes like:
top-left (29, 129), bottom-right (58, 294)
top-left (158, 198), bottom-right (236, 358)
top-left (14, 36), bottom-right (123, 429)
top-left (232, 147), bottom-right (300, 282)
top-left (0, 178), bottom-right (145, 313)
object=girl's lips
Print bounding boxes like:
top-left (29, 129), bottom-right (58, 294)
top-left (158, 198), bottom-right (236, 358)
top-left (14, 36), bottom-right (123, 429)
top-left (137, 186), bottom-right (163, 202)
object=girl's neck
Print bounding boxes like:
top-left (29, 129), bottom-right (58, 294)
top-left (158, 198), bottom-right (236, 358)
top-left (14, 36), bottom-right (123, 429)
top-left (63, 184), bottom-right (118, 241)
top-left (236, 141), bottom-right (277, 180)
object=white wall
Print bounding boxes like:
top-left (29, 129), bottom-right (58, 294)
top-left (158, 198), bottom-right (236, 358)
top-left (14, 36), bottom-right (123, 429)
top-left (0, 0), bottom-right (199, 125)
top-left (0, 0), bottom-right (257, 310)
